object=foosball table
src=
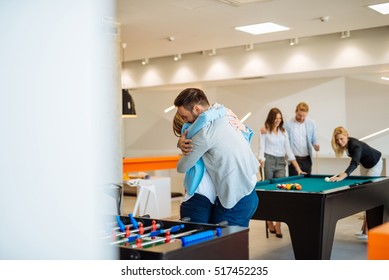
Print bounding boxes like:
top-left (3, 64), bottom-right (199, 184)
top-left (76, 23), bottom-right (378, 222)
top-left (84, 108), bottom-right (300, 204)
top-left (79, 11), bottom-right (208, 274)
top-left (105, 214), bottom-right (249, 260)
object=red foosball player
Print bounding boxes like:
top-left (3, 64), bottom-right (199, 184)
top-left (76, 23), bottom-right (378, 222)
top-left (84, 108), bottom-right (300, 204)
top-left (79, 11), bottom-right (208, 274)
top-left (151, 220), bottom-right (157, 231)
top-left (138, 223), bottom-right (144, 235)
top-left (135, 236), bottom-right (143, 248)
top-left (164, 231), bottom-right (171, 243)
top-left (125, 225), bottom-right (131, 238)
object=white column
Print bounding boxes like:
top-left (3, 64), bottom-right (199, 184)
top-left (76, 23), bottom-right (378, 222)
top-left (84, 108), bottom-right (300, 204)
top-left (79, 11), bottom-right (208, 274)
top-left (0, 0), bottom-right (119, 259)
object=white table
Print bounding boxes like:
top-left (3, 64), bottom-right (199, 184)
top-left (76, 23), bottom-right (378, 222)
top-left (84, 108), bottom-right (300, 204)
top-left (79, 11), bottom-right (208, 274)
top-left (127, 176), bottom-right (172, 219)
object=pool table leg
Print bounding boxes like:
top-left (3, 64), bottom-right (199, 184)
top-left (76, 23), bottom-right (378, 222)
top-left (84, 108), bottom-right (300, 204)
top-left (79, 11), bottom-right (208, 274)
top-left (288, 218), bottom-right (337, 260)
top-left (366, 205), bottom-right (385, 229)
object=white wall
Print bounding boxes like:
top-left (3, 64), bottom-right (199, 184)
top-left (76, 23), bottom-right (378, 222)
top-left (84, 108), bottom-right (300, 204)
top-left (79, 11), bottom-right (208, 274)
top-left (0, 0), bottom-right (119, 259)
top-left (122, 26), bottom-right (389, 163)
top-left (124, 76), bottom-right (389, 157)
top-left (123, 76), bottom-right (389, 196)
top-left (121, 26), bottom-right (389, 197)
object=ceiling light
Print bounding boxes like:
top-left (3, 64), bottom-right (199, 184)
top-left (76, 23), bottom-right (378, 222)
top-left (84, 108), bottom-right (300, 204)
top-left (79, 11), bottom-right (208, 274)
top-left (164, 105), bottom-right (175, 113)
top-left (368, 2), bottom-right (389, 14)
top-left (203, 49), bottom-right (216, 56)
top-left (381, 76), bottom-right (389, 81)
top-left (240, 112), bottom-right (252, 123)
top-left (341, 30), bottom-right (350, 39)
top-left (289, 38), bottom-right (299, 46)
top-left (359, 128), bottom-right (389, 141)
top-left (174, 54), bottom-right (182, 61)
top-left (218, 0), bottom-right (268, 6)
top-left (235, 22), bottom-right (289, 35)
top-left (141, 58), bottom-right (149, 65)
top-left (244, 44), bottom-right (254, 51)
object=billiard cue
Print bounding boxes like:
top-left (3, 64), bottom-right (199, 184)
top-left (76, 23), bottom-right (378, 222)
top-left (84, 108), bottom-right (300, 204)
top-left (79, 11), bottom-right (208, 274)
top-left (260, 166), bottom-right (265, 182)
top-left (315, 150), bottom-right (318, 174)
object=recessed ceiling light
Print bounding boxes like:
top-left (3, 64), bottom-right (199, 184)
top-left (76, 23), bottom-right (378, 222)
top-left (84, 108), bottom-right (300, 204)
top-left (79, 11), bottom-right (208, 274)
top-left (368, 2), bottom-right (389, 14)
top-left (235, 22), bottom-right (289, 35)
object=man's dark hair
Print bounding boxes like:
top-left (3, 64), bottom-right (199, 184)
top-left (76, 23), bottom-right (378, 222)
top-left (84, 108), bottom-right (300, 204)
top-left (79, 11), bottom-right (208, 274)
top-left (174, 88), bottom-right (210, 111)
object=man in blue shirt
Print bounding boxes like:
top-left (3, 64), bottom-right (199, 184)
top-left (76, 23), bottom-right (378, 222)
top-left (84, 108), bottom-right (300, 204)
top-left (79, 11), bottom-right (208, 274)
top-left (285, 102), bottom-right (320, 175)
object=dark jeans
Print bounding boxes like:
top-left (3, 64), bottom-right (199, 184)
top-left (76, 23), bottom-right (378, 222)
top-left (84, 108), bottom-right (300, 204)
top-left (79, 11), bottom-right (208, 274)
top-left (212, 188), bottom-right (258, 227)
top-left (180, 193), bottom-right (214, 224)
top-left (289, 156), bottom-right (312, 175)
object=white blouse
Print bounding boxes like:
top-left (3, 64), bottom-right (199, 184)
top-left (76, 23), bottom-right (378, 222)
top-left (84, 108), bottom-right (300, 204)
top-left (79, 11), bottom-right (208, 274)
top-left (258, 128), bottom-right (296, 162)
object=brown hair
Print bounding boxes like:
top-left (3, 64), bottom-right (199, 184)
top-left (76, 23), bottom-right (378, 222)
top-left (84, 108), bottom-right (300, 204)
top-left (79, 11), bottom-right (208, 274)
top-left (265, 108), bottom-right (285, 133)
top-left (174, 88), bottom-right (210, 111)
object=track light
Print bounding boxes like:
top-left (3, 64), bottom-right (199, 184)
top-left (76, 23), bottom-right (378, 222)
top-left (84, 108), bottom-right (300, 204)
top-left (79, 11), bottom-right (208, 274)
top-left (141, 58), bottom-right (149, 65)
top-left (173, 54), bottom-right (181, 61)
top-left (289, 38), bottom-right (299, 46)
top-left (340, 30), bottom-right (350, 39)
top-left (202, 49), bottom-right (216, 56)
top-left (244, 44), bottom-right (254, 51)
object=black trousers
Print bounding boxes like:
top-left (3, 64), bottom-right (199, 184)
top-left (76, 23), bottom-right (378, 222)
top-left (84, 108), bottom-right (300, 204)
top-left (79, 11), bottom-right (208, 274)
top-left (289, 156), bottom-right (312, 175)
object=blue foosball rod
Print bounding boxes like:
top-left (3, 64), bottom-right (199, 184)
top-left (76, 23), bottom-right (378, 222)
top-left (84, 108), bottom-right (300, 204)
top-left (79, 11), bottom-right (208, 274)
top-left (131, 227), bottom-right (222, 248)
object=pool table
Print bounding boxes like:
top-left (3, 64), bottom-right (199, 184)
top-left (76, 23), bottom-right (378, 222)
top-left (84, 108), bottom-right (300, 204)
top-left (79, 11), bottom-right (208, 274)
top-left (252, 174), bottom-right (389, 260)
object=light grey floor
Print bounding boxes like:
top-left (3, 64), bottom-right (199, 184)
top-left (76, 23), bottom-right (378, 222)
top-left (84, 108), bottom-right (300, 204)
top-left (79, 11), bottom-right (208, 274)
top-left (122, 196), bottom-right (367, 260)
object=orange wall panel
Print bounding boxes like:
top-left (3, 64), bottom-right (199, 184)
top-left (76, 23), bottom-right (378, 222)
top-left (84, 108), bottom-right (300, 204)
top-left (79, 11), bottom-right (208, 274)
top-left (123, 155), bottom-right (180, 173)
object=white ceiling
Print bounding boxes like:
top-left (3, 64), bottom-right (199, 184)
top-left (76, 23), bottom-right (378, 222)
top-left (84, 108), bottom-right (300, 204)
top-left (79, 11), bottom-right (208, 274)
top-left (116, 0), bottom-right (389, 61)
top-left (115, 0), bottom-right (389, 84)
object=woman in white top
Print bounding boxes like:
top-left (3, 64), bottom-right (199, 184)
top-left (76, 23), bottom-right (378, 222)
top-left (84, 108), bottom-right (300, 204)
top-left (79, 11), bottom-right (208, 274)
top-left (258, 107), bottom-right (305, 238)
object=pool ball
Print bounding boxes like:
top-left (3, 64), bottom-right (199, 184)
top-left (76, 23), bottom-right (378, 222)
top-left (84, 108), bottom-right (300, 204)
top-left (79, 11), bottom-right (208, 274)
top-left (324, 177), bottom-right (330, 182)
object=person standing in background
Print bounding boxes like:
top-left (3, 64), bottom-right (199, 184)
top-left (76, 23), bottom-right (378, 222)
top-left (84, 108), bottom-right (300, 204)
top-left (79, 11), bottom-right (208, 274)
top-left (285, 102), bottom-right (320, 175)
top-left (258, 107), bottom-right (305, 238)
